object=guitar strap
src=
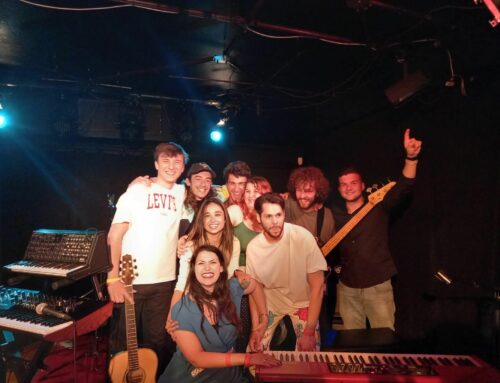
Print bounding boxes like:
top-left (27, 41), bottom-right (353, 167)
top-left (316, 206), bottom-right (325, 246)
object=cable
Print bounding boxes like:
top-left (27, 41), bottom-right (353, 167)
top-left (18, 0), bottom-right (131, 11)
top-left (246, 26), bottom-right (369, 47)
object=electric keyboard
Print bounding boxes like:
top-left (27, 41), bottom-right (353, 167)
top-left (0, 286), bottom-right (107, 337)
top-left (4, 229), bottom-right (111, 279)
top-left (0, 306), bottom-right (72, 336)
top-left (256, 350), bottom-right (500, 382)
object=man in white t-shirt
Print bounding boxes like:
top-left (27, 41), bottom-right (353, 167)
top-left (246, 193), bottom-right (327, 351)
top-left (107, 142), bottom-right (188, 376)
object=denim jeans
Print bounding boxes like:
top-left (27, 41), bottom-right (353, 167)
top-left (338, 279), bottom-right (395, 330)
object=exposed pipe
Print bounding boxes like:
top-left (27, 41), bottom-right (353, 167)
top-left (111, 0), bottom-right (360, 44)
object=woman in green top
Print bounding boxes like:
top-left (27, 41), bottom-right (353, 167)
top-left (227, 176), bottom-right (272, 352)
top-left (228, 176), bottom-right (273, 270)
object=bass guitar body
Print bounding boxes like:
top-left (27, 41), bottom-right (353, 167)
top-left (109, 347), bottom-right (158, 383)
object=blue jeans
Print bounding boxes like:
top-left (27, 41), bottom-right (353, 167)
top-left (338, 279), bottom-right (395, 330)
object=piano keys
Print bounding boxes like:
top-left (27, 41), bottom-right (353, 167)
top-left (0, 306), bottom-right (72, 336)
top-left (5, 259), bottom-right (85, 277)
top-left (0, 286), bottom-right (110, 338)
top-left (256, 350), bottom-right (500, 382)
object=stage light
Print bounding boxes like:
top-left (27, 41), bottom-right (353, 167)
top-left (0, 101), bottom-right (8, 129)
top-left (210, 129), bottom-right (223, 143)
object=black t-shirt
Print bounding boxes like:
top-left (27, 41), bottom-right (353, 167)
top-left (332, 176), bottom-right (415, 288)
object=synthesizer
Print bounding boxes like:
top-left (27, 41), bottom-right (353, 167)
top-left (256, 350), bottom-right (500, 382)
top-left (0, 285), bottom-right (105, 337)
top-left (4, 229), bottom-right (111, 279)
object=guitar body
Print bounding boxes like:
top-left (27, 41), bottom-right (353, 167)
top-left (109, 347), bottom-right (158, 383)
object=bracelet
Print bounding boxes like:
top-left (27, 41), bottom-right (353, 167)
top-left (225, 353), bottom-right (231, 367)
top-left (303, 328), bottom-right (315, 336)
top-left (405, 156), bottom-right (419, 161)
top-left (244, 353), bottom-right (251, 367)
top-left (106, 277), bottom-right (121, 285)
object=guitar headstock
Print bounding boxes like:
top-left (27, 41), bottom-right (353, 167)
top-left (120, 254), bottom-right (137, 286)
top-left (367, 181), bottom-right (396, 205)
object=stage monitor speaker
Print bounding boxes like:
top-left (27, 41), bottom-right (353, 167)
top-left (384, 71), bottom-right (429, 106)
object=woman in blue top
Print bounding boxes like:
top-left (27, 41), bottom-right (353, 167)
top-left (159, 245), bottom-right (280, 382)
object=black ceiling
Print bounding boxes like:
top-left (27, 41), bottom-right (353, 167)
top-left (1, 0), bottom-right (499, 145)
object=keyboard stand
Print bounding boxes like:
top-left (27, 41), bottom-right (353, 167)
top-left (0, 331), bottom-right (53, 383)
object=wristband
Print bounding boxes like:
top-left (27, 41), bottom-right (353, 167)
top-left (244, 353), bottom-right (251, 367)
top-left (106, 277), bottom-right (121, 285)
top-left (225, 353), bottom-right (231, 367)
top-left (405, 156), bottom-right (419, 161)
top-left (303, 328), bottom-right (315, 336)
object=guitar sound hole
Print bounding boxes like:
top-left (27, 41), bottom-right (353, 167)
top-left (127, 368), bottom-right (146, 383)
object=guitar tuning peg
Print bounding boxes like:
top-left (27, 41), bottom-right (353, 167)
top-left (134, 265), bottom-right (137, 269)
top-left (135, 273), bottom-right (139, 277)
top-left (366, 187), bottom-right (372, 193)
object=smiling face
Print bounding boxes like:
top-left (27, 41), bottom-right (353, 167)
top-left (202, 202), bottom-right (225, 236)
top-left (154, 153), bottom-right (185, 188)
top-left (295, 181), bottom-right (317, 211)
top-left (338, 173), bottom-right (365, 203)
top-left (227, 174), bottom-right (247, 204)
top-left (186, 171), bottom-right (213, 201)
top-left (194, 249), bottom-right (223, 292)
top-left (244, 181), bottom-right (261, 211)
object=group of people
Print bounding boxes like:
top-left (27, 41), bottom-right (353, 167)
top-left (106, 129), bottom-right (422, 381)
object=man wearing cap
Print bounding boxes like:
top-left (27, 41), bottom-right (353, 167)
top-left (179, 162), bottom-right (217, 235)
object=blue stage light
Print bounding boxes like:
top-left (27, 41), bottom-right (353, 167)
top-left (0, 112), bottom-right (7, 129)
top-left (210, 129), bottom-right (223, 142)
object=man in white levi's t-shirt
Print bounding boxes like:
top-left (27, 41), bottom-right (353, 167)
top-left (107, 142), bottom-right (188, 377)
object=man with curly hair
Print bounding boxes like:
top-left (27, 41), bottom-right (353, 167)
top-left (285, 166), bottom-right (336, 346)
top-left (285, 166), bottom-right (335, 246)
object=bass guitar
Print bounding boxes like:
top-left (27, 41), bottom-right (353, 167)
top-left (108, 254), bottom-right (158, 383)
top-left (321, 182), bottom-right (396, 256)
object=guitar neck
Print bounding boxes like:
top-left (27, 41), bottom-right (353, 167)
top-left (124, 284), bottom-right (140, 371)
top-left (321, 203), bottom-right (374, 255)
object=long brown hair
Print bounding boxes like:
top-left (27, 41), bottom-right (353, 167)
top-left (187, 197), bottom-right (234, 266)
top-left (242, 176), bottom-right (272, 230)
top-left (185, 245), bottom-right (241, 339)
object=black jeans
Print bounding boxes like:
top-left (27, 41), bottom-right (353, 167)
top-left (109, 280), bottom-right (176, 378)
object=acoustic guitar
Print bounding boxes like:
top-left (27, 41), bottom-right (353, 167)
top-left (321, 181), bottom-right (396, 256)
top-left (108, 254), bottom-right (158, 383)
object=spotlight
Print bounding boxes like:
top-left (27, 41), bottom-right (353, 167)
top-left (0, 100), bottom-right (8, 129)
top-left (210, 129), bottom-right (223, 143)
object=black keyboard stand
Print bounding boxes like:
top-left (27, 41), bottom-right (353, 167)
top-left (0, 330), bottom-right (53, 383)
